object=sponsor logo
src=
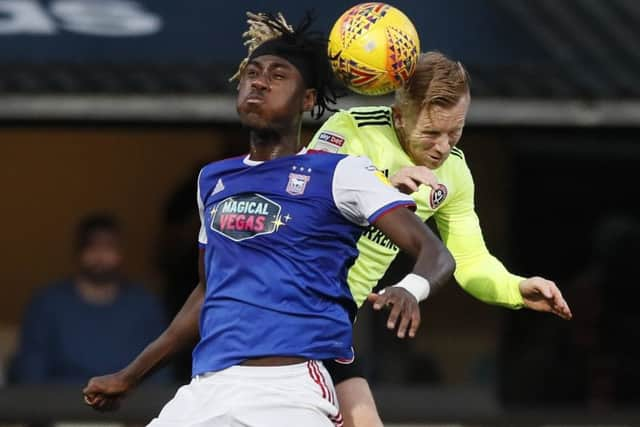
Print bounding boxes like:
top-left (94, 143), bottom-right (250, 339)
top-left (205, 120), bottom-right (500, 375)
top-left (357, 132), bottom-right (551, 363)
top-left (429, 184), bottom-right (448, 209)
top-left (317, 131), bottom-right (345, 147)
top-left (286, 172), bottom-right (310, 196)
top-left (209, 193), bottom-right (289, 241)
top-left (211, 178), bottom-right (225, 195)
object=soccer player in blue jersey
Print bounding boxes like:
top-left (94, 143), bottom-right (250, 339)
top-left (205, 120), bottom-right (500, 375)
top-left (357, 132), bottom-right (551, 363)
top-left (83, 12), bottom-right (455, 426)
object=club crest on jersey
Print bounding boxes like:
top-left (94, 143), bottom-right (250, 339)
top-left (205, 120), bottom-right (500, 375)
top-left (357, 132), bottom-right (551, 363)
top-left (209, 194), bottom-right (284, 241)
top-left (314, 131), bottom-right (345, 153)
top-left (286, 173), bottom-right (310, 196)
top-left (429, 184), bottom-right (448, 209)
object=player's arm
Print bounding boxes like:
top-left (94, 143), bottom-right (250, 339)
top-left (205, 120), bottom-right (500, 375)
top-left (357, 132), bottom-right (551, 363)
top-left (435, 163), bottom-right (571, 319)
top-left (334, 155), bottom-right (455, 339)
top-left (84, 171), bottom-right (211, 410)
top-left (83, 250), bottom-right (205, 411)
top-left (370, 207), bottom-right (455, 337)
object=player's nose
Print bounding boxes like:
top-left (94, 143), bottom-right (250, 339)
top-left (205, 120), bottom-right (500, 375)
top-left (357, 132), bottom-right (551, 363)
top-left (250, 75), bottom-right (269, 91)
top-left (433, 137), bottom-right (450, 154)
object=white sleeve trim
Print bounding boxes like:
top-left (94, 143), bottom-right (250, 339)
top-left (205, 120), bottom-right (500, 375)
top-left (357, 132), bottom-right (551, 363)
top-left (196, 169), bottom-right (208, 245)
top-left (332, 156), bottom-right (415, 226)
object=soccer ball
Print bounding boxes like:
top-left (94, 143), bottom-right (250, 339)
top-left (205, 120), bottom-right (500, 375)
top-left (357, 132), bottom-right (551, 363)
top-left (328, 2), bottom-right (420, 96)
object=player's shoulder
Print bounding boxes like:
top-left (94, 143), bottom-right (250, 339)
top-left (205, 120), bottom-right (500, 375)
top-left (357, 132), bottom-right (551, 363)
top-left (303, 150), bottom-right (349, 166)
top-left (445, 146), bottom-right (469, 169)
top-left (321, 106), bottom-right (392, 129)
top-left (345, 106), bottom-right (393, 128)
top-left (199, 155), bottom-right (245, 179)
top-left (441, 147), bottom-right (474, 188)
top-left (305, 151), bottom-right (373, 169)
top-left (450, 146), bottom-right (465, 160)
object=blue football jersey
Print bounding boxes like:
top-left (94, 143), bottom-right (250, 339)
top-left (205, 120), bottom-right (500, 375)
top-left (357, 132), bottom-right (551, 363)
top-left (192, 149), bottom-right (415, 375)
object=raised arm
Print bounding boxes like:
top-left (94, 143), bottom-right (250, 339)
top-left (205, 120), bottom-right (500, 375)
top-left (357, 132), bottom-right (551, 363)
top-left (83, 249), bottom-right (206, 411)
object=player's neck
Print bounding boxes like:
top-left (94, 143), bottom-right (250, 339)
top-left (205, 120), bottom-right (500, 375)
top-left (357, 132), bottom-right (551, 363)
top-left (248, 127), bottom-right (300, 161)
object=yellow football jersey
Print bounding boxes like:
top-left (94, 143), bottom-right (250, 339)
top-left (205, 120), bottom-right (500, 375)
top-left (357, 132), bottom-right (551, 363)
top-left (309, 106), bottom-right (524, 308)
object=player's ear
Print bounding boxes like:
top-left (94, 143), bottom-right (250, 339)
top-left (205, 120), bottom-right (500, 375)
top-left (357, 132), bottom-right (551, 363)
top-left (303, 88), bottom-right (316, 112)
top-left (391, 104), bottom-right (404, 129)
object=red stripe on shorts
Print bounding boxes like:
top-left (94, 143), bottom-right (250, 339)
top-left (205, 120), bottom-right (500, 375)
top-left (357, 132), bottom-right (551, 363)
top-left (307, 361), bottom-right (327, 399)
top-left (308, 361), bottom-right (343, 426)
top-left (313, 361), bottom-right (336, 405)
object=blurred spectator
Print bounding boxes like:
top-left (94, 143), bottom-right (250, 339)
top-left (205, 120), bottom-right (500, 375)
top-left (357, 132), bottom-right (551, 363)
top-left (499, 214), bottom-right (640, 408)
top-left (9, 213), bottom-right (170, 384)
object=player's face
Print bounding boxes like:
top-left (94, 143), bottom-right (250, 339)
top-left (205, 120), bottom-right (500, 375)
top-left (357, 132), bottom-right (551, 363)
top-left (397, 94), bottom-right (469, 169)
top-left (236, 55), bottom-right (315, 131)
top-left (79, 231), bottom-right (122, 284)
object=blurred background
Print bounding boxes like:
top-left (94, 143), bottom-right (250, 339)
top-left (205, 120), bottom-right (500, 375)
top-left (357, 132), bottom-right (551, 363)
top-left (1, 0), bottom-right (639, 426)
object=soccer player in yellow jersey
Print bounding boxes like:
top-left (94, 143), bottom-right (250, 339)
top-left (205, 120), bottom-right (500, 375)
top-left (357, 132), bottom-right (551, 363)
top-left (308, 52), bottom-right (573, 427)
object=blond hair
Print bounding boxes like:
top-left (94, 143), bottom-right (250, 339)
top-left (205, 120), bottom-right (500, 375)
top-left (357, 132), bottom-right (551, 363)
top-left (229, 12), bottom-right (293, 82)
top-left (395, 52), bottom-right (470, 112)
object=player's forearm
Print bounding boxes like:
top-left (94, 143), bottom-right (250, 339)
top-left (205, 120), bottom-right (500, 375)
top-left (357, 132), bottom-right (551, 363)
top-left (410, 235), bottom-right (455, 293)
top-left (120, 282), bottom-right (204, 383)
top-left (375, 208), bottom-right (455, 293)
top-left (454, 254), bottom-right (524, 308)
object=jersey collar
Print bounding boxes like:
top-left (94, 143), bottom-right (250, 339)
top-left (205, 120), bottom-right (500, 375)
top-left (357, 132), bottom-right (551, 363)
top-left (243, 147), bottom-right (308, 166)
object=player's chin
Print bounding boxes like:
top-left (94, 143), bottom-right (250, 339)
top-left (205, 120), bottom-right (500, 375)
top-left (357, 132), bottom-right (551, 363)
top-left (423, 155), bottom-right (447, 169)
top-left (238, 111), bottom-right (270, 130)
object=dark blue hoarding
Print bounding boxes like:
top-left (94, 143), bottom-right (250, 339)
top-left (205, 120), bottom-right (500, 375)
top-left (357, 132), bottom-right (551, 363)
top-left (0, 0), bottom-right (546, 65)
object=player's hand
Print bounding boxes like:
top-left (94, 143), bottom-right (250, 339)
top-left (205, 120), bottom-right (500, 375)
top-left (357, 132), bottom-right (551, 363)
top-left (519, 277), bottom-right (573, 320)
top-left (367, 287), bottom-right (421, 338)
top-left (389, 166), bottom-right (439, 194)
top-left (82, 371), bottom-right (135, 412)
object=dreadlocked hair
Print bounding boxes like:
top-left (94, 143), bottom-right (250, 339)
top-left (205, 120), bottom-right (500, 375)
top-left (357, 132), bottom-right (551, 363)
top-left (231, 11), bottom-right (342, 119)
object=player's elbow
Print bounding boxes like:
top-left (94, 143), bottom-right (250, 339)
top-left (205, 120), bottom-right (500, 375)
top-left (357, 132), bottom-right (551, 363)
top-left (440, 247), bottom-right (456, 279)
top-left (415, 232), bottom-right (455, 282)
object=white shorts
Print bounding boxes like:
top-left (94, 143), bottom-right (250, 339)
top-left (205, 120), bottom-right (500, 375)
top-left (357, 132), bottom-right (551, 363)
top-left (147, 360), bottom-right (343, 427)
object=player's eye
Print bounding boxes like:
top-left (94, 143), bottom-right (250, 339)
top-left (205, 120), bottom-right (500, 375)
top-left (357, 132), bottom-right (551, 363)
top-left (245, 67), bottom-right (259, 78)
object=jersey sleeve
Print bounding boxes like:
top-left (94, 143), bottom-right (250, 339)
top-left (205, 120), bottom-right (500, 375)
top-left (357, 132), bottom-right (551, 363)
top-left (197, 169), bottom-right (208, 246)
top-left (333, 155), bottom-right (415, 226)
top-left (309, 111), bottom-right (367, 156)
top-left (434, 161), bottom-right (525, 309)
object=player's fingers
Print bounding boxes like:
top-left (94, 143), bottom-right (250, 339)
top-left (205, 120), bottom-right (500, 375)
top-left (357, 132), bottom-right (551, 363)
top-left (547, 291), bottom-right (571, 319)
top-left (95, 397), bottom-right (117, 412)
top-left (83, 394), bottom-right (95, 405)
top-left (555, 298), bottom-right (572, 320)
top-left (408, 309), bottom-right (421, 338)
top-left (82, 383), bottom-right (96, 395)
top-left (399, 177), bottom-right (418, 193)
top-left (89, 396), bottom-right (107, 409)
top-left (386, 301), bottom-right (403, 330)
top-left (411, 167), bottom-right (439, 188)
top-left (396, 306), bottom-right (411, 339)
top-left (548, 285), bottom-right (570, 313)
top-left (369, 292), bottom-right (388, 310)
top-left (539, 281), bottom-right (554, 299)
